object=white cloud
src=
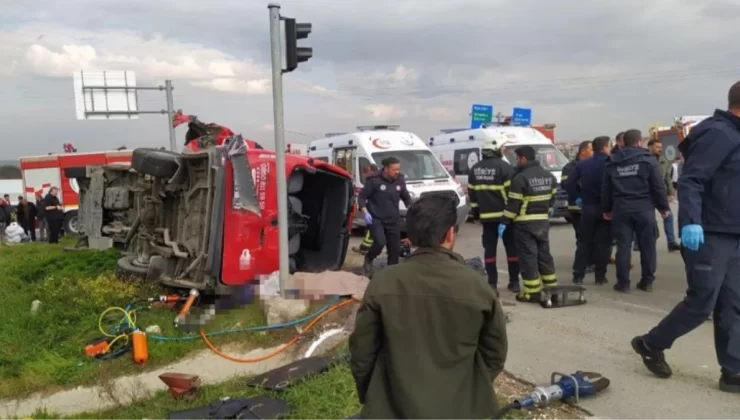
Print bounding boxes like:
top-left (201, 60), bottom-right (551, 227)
top-left (2, 24), bottom-right (272, 95)
top-left (364, 103), bottom-right (407, 120)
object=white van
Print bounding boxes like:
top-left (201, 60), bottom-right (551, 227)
top-left (428, 125), bottom-right (571, 219)
top-left (308, 125), bottom-right (468, 230)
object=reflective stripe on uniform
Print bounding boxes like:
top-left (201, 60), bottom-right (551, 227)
top-left (480, 211), bottom-right (504, 220)
top-left (541, 273), bottom-right (557, 287)
top-left (508, 192), bottom-right (555, 222)
top-left (522, 277), bottom-right (543, 293)
top-left (362, 231), bottom-right (373, 246)
top-left (470, 202), bottom-right (478, 208)
top-left (567, 205), bottom-right (580, 211)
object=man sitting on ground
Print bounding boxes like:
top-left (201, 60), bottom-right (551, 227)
top-left (349, 194), bottom-right (508, 419)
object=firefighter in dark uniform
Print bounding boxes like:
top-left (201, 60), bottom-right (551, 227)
top-left (467, 133), bottom-right (520, 294)
top-left (567, 136), bottom-right (612, 285)
top-left (602, 129), bottom-right (670, 293)
top-left (499, 146), bottom-right (559, 302)
top-left (357, 156), bottom-right (413, 277)
top-left (353, 164), bottom-right (380, 255)
top-left (561, 140), bottom-right (593, 236)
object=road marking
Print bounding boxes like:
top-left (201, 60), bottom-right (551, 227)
top-left (496, 269), bottom-right (671, 316)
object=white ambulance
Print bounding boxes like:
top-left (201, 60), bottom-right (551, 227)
top-left (428, 125), bottom-right (571, 219)
top-left (308, 125), bottom-right (468, 230)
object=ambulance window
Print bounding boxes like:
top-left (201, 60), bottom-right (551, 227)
top-left (453, 148), bottom-right (480, 175)
top-left (358, 157), bottom-right (374, 183)
top-left (313, 156), bottom-right (329, 162)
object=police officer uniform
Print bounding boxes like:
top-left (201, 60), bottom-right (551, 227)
top-left (467, 135), bottom-right (520, 292)
top-left (566, 149), bottom-right (612, 284)
top-left (602, 145), bottom-right (669, 292)
top-left (357, 170), bottom-right (413, 273)
top-left (501, 154), bottom-right (559, 302)
top-left (561, 158), bottom-right (582, 235)
top-left (633, 108), bottom-right (740, 390)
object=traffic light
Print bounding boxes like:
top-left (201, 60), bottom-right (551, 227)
top-left (284, 18), bottom-right (312, 73)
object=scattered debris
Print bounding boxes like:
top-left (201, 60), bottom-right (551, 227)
top-left (159, 373), bottom-right (201, 400)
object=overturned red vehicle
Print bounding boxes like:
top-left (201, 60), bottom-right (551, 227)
top-left (68, 111), bottom-right (356, 294)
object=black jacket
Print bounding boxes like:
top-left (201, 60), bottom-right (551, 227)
top-left (357, 171), bottom-right (413, 224)
top-left (43, 194), bottom-right (63, 220)
top-left (467, 156), bottom-right (514, 222)
top-left (678, 109), bottom-right (740, 235)
top-left (566, 152), bottom-right (610, 209)
top-left (16, 202), bottom-right (37, 225)
top-left (502, 161), bottom-right (558, 225)
top-left (0, 201), bottom-right (11, 224)
top-left (602, 147), bottom-right (669, 215)
top-left (561, 159), bottom-right (580, 212)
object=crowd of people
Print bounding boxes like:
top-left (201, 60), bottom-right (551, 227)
top-left (0, 187), bottom-right (65, 244)
top-left (348, 80), bottom-right (740, 418)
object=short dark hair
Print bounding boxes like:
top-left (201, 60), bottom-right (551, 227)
top-left (381, 156), bottom-right (400, 167)
top-left (623, 129), bottom-right (642, 147)
top-left (647, 139), bottom-right (658, 147)
top-left (405, 194), bottom-right (457, 247)
top-left (514, 146), bottom-right (536, 161)
top-left (578, 140), bottom-right (591, 154)
top-left (729, 81), bottom-right (740, 109)
top-left (616, 132), bottom-right (624, 142)
top-left (592, 136), bottom-right (610, 153)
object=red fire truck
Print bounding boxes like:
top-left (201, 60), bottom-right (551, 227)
top-left (19, 150), bottom-right (133, 234)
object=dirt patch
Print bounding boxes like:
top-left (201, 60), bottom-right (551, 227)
top-left (496, 371), bottom-right (591, 419)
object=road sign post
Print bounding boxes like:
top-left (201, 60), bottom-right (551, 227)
top-left (73, 70), bottom-right (178, 151)
top-left (511, 107), bottom-right (532, 126)
top-left (470, 104), bottom-right (493, 129)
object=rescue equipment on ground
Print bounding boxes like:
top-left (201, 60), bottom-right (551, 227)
top-left (495, 371), bottom-right (610, 418)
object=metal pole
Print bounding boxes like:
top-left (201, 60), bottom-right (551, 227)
top-left (165, 80), bottom-right (177, 152)
top-left (268, 3), bottom-right (290, 297)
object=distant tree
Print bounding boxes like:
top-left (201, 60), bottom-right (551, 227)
top-left (0, 165), bottom-right (21, 179)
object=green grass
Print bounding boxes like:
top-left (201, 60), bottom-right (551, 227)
top-left (0, 239), bottom-right (313, 400)
top-left (30, 358), bottom-right (527, 420)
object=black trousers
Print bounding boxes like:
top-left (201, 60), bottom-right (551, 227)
top-left (48, 217), bottom-right (63, 244)
top-left (514, 222), bottom-right (557, 297)
top-left (481, 221), bottom-right (519, 286)
top-left (613, 211), bottom-right (657, 287)
top-left (20, 220), bottom-right (36, 241)
top-left (568, 211), bottom-right (581, 239)
top-left (366, 220), bottom-right (401, 266)
top-left (572, 205), bottom-right (611, 279)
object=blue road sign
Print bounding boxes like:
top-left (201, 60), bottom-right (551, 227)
top-left (470, 104), bottom-right (493, 129)
top-left (511, 107), bottom-right (532, 126)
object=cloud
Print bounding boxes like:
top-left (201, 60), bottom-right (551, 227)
top-left (364, 103), bottom-right (407, 120)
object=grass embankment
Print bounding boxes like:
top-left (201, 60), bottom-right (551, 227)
top-left (0, 240), bottom-right (306, 400)
top-left (31, 359), bottom-right (585, 420)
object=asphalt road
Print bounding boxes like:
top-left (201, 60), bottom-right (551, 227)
top-left (352, 203), bottom-right (740, 419)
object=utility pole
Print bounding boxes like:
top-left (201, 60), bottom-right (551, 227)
top-left (267, 3), bottom-right (313, 296)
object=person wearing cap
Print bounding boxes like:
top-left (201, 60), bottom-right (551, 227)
top-left (566, 136), bottom-right (612, 285)
top-left (499, 146), bottom-right (559, 303)
top-left (467, 132), bottom-right (520, 294)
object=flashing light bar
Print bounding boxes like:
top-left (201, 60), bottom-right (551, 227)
top-left (357, 125), bottom-right (401, 132)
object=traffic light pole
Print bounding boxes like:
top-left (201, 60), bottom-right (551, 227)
top-left (268, 3), bottom-right (291, 297)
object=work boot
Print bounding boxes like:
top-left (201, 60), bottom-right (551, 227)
top-left (719, 373), bottom-right (740, 393)
top-left (636, 281), bottom-right (653, 292)
top-left (572, 276), bottom-right (584, 285)
top-left (631, 336), bottom-right (672, 379)
top-left (362, 258), bottom-right (374, 278)
top-left (507, 282), bottom-right (520, 294)
top-left (613, 283), bottom-right (631, 294)
top-left (595, 277), bottom-right (608, 285)
top-left (668, 242), bottom-right (681, 252)
top-left (516, 291), bottom-right (541, 304)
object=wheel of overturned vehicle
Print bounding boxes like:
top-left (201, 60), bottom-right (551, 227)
top-left (131, 147), bottom-right (181, 178)
top-left (63, 210), bottom-right (81, 235)
top-left (115, 255), bottom-right (149, 282)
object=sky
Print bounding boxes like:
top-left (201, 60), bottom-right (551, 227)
top-left (1, 0), bottom-right (739, 157)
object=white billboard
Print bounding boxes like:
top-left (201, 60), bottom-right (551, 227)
top-left (73, 70), bottom-right (139, 120)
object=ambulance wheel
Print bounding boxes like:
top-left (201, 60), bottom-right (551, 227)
top-left (115, 255), bottom-right (148, 281)
top-left (63, 210), bottom-right (81, 235)
top-left (131, 148), bottom-right (181, 178)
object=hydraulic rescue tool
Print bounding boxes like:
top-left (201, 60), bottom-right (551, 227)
top-left (494, 371), bottom-right (610, 418)
top-left (539, 285), bottom-right (587, 308)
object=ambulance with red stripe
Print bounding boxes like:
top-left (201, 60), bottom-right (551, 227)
top-left (19, 150), bottom-right (133, 234)
top-left (307, 125), bottom-right (468, 231)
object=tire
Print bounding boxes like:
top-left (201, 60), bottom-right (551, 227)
top-left (63, 210), bottom-right (81, 235)
top-left (131, 148), bottom-right (181, 178)
top-left (64, 166), bottom-right (87, 179)
top-left (115, 255), bottom-right (148, 281)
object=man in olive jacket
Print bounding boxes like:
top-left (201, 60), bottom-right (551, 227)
top-left (647, 140), bottom-right (680, 251)
top-left (349, 194), bottom-right (508, 419)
